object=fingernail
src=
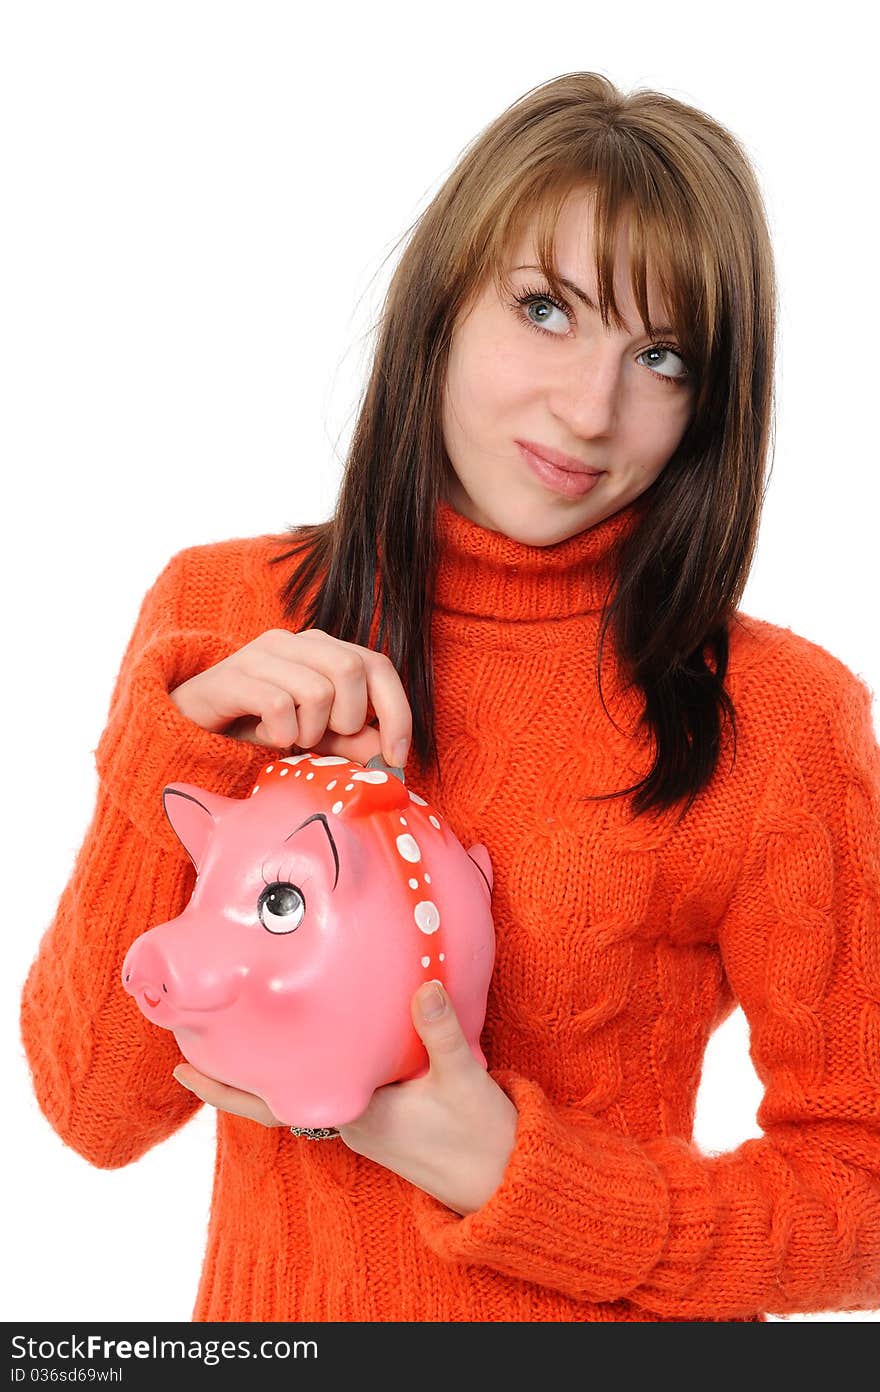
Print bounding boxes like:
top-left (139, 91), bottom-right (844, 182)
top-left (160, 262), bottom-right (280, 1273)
top-left (419, 981), bottom-right (446, 1020)
top-left (391, 739), bottom-right (408, 766)
top-left (173, 1067), bottom-right (190, 1089)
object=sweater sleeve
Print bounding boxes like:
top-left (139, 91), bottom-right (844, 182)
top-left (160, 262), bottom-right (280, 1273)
top-left (20, 548), bottom-right (284, 1169)
top-left (409, 664), bottom-right (880, 1319)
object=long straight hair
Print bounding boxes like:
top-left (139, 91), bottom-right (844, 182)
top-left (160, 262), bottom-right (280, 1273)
top-left (266, 71), bottom-right (777, 823)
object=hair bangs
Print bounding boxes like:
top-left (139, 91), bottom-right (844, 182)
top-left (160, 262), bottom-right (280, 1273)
top-left (485, 165), bottom-right (719, 399)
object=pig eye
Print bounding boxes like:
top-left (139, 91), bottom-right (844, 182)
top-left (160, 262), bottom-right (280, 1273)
top-left (257, 881), bottom-right (305, 934)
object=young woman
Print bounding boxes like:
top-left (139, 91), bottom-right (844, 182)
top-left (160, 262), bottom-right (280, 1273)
top-left (21, 71), bottom-right (880, 1322)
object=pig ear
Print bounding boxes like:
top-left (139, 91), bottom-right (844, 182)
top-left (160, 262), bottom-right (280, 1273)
top-left (162, 783), bottom-right (235, 873)
top-left (467, 843), bottom-right (493, 896)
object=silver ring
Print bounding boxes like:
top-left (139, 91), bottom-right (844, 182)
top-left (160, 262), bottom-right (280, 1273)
top-left (289, 1125), bottom-right (340, 1139)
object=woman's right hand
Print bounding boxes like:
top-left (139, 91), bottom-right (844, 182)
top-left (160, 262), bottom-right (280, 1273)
top-left (169, 628), bottom-right (412, 769)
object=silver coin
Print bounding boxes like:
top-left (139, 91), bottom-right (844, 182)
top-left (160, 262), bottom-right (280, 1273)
top-left (364, 754), bottom-right (406, 785)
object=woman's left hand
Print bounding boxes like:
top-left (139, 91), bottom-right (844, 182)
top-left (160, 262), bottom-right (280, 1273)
top-left (172, 981), bottom-right (518, 1218)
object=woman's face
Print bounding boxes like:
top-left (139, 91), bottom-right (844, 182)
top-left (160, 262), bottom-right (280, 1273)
top-left (441, 186), bottom-right (697, 545)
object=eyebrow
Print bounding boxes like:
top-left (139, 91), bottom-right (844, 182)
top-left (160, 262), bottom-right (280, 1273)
top-left (285, 811), bottom-right (339, 891)
top-left (511, 264), bottom-right (675, 337)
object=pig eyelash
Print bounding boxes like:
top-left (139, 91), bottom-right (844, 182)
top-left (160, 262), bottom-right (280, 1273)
top-left (262, 864), bottom-right (293, 888)
top-left (261, 865), bottom-right (311, 900)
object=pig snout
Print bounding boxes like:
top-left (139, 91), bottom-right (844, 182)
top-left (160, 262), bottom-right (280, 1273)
top-left (122, 923), bottom-right (242, 1018)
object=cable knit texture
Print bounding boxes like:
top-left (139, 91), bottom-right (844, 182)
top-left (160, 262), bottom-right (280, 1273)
top-left (19, 498), bottom-right (880, 1322)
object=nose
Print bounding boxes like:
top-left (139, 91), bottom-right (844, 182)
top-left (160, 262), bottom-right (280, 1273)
top-left (122, 934), bottom-right (170, 1008)
top-left (551, 345), bottom-right (621, 438)
top-left (121, 923), bottom-right (241, 1015)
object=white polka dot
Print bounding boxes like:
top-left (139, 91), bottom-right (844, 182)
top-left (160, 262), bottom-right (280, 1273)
top-left (351, 770), bottom-right (388, 784)
top-left (279, 768), bottom-right (289, 776)
top-left (345, 783), bottom-right (354, 791)
top-left (306, 771), bottom-right (314, 780)
top-left (408, 878), bottom-right (419, 890)
top-left (266, 765), bottom-right (274, 773)
top-left (429, 815), bottom-right (440, 829)
top-left (415, 901), bottom-right (439, 934)
top-left (331, 800), bottom-right (344, 814)
top-left (396, 833), bottom-right (421, 863)
top-left (280, 754), bottom-right (311, 766)
top-left (251, 786), bottom-right (260, 795)
top-left (409, 792), bottom-right (428, 805)
top-left (424, 873), bottom-right (431, 884)
top-left (421, 955), bottom-right (430, 968)
top-left (439, 953), bottom-right (445, 962)
top-left (327, 779), bottom-right (337, 790)
top-left (399, 816), bottom-right (407, 825)
top-left (311, 756), bottom-right (349, 766)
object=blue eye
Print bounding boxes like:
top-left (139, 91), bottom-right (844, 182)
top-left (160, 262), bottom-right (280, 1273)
top-left (510, 286), bottom-right (573, 335)
top-left (508, 284), bottom-right (692, 388)
top-left (636, 342), bottom-right (690, 386)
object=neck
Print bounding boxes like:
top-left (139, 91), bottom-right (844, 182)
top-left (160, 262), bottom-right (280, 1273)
top-left (431, 496), bottom-right (644, 621)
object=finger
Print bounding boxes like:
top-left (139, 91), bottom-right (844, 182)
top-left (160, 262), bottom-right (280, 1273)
top-left (348, 648), bottom-right (413, 767)
top-left (211, 673), bottom-right (305, 749)
top-left (250, 642), bottom-right (369, 749)
top-left (262, 630), bottom-right (413, 766)
top-left (411, 983), bottom-right (475, 1079)
top-left (186, 652), bottom-right (317, 748)
top-left (234, 652), bottom-right (336, 748)
top-left (237, 657), bottom-right (374, 758)
top-left (173, 1068), bottom-right (280, 1126)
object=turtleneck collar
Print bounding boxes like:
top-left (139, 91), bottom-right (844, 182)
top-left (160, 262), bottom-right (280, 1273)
top-left (431, 495), bottom-right (645, 621)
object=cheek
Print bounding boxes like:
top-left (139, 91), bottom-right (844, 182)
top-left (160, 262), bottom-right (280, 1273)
top-left (470, 343), bottom-right (534, 419)
top-left (459, 314), bottom-right (530, 390)
top-left (624, 393), bottom-right (691, 456)
top-left (446, 344), bottom-right (502, 426)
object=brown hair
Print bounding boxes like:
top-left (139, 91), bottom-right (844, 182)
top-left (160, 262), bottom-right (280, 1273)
top-left (267, 71), bottom-right (777, 822)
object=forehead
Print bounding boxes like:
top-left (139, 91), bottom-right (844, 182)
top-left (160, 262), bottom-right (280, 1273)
top-left (506, 185), bottom-right (668, 308)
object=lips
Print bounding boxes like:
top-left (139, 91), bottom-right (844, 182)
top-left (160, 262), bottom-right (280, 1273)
top-left (515, 438), bottom-right (603, 476)
top-left (143, 990), bottom-right (161, 1008)
top-left (518, 443), bottom-right (604, 498)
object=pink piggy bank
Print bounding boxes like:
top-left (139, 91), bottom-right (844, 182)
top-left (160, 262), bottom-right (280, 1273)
top-left (121, 753), bottom-right (495, 1131)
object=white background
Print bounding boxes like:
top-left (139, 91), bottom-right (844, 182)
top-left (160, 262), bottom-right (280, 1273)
top-left (3, 0), bottom-right (878, 1325)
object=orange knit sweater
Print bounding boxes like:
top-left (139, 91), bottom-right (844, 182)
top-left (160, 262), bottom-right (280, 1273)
top-left (20, 498), bottom-right (880, 1322)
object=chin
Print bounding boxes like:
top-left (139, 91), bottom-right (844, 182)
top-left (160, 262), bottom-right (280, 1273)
top-left (447, 478), bottom-right (594, 546)
top-left (488, 510), bottom-right (577, 547)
